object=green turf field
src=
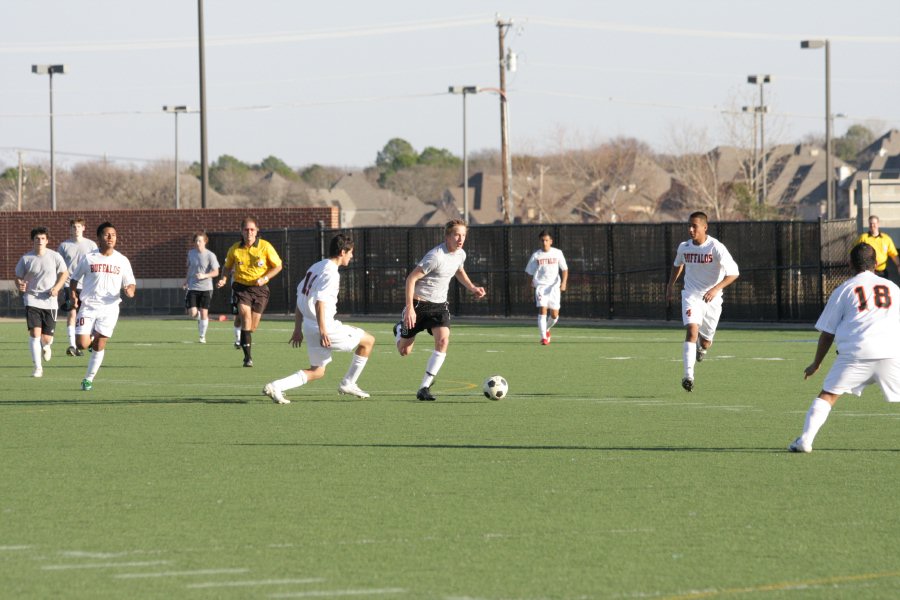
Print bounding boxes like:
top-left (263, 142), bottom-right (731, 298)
top-left (2, 318), bottom-right (899, 599)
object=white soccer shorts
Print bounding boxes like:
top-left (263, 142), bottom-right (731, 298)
top-left (303, 321), bottom-right (364, 367)
top-left (681, 290), bottom-right (723, 342)
top-left (534, 283), bottom-right (561, 310)
top-left (75, 304), bottom-right (121, 338)
top-left (822, 354), bottom-right (900, 402)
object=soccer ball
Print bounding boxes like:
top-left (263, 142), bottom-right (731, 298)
top-left (482, 375), bottom-right (509, 400)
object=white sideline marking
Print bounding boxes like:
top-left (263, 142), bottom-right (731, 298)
top-left (188, 578), bottom-right (324, 589)
top-left (43, 560), bottom-right (172, 570)
top-left (114, 568), bottom-right (249, 579)
top-left (604, 356), bottom-right (633, 360)
top-left (60, 551), bottom-right (132, 559)
top-left (269, 589), bottom-right (405, 599)
top-left (751, 357), bottom-right (786, 361)
top-left (0, 545), bottom-right (32, 551)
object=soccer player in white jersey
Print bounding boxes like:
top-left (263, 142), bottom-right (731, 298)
top-left (69, 222), bottom-right (136, 391)
top-left (57, 218), bottom-right (98, 356)
top-left (525, 230), bottom-right (569, 345)
top-left (15, 227), bottom-right (68, 377)
top-left (394, 219), bottom-right (486, 401)
top-left (262, 234), bottom-right (375, 404)
top-left (183, 231), bottom-right (220, 343)
top-left (665, 211), bottom-right (740, 392)
top-left (789, 243), bottom-right (900, 453)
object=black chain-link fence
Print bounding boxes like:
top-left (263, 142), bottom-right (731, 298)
top-left (206, 220), bottom-right (856, 323)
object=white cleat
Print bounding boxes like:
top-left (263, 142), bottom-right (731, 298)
top-left (788, 437), bottom-right (812, 453)
top-left (198, 336), bottom-right (206, 344)
top-left (42, 344), bottom-right (52, 362)
top-left (32, 367), bottom-right (43, 378)
top-left (263, 382), bottom-right (290, 404)
top-left (338, 381), bottom-right (371, 399)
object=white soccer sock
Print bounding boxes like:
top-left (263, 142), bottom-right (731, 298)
top-left (234, 326), bottom-right (241, 343)
top-left (198, 319), bottom-right (209, 337)
top-left (683, 341), bottom-right (696, 379)
top-left (800, 398), bottom-right (833, 447)
top-left (85, 349), bottom-right (105, 381)
top-left (421, 351), bottom-right (446, 388)
top-left (67, 325), bottom-right (76, 348)
top-left (29, 337), bottom-right (41, 367)
top-left (547, 316), bottom-right (559, 330)
top-left (342, 354), bottom-right (368, 385)
top-left (538, 314), bottom-right (548, 338)
top-left (273, 370), bottom-right (308, 392)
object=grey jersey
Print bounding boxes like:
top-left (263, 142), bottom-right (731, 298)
top-left (15, 249), bottom-right (68, 309)
top-left (414, 243), bottom-right (466, 303)
top-left (186, 248), bottom-right (220, 291)
top-left (58, 237), bottom-right (98, 288)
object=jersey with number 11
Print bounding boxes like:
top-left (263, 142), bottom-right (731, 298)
top-left (297, 259), bottom-right (339, 328)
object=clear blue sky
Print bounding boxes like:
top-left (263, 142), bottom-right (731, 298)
top-left (2, 0), bottom-right (898, 171)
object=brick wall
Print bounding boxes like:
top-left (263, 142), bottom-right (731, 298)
top-left (1, 207), bottom-right (339, 279)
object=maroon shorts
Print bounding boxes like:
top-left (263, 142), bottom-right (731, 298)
top-left (231, 282), bottom-right (270, 314)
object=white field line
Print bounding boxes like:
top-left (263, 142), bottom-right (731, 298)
top-left (188, 578), bottom-right (324, 589)
top-left (113, 568), bottom-right (249, 579)
top-left (42, 560), bottom-right (172, 570)
top-left (0, 545), bottom-right (32, 551)
top-left (269, 589), bottom-right (406, 599)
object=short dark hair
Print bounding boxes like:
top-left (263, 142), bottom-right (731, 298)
top-left (445, 219), bottom-right (467, 235)
top-left (30, 226), bottom-right (49, 240)
top-left (850, 242), bottom-right (876, 273)
top-left (241, 216), bottom-right (259, 229)
top-left (328, 233), bottom-right (354, 257)
top-left (689, 211), bottom-right (709, 224)
top-left (96, 221), bottom-right (115, 238)
top-left (538, 230), bottom-right (552, 240)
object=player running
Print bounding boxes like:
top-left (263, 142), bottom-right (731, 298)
top-left (525, 230), bottom-right (568, 345)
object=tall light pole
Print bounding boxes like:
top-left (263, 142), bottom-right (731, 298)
top-left (449, 86), bottom-right (479, 224)
top-left (801, 39), bottom-right (833, 219)
top-left (31, 64), bottom-right (67, 211)
top-left (496, 16), bottom-right (513, 223)
top-left (163, 105), bottom-right (189, 209)
top-left (747, 75), bottom-right (771, 206)
top-left (198, 0), bottom-right (209, 208)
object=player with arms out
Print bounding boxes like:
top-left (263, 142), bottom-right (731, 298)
top-left (789, 243), bottom-right (900, 453)
top-left (666, 211), bottom-right (739, 392)
top-left (15, 227), bottom-right (68, 377)
top-left (183, 230), bottom-right (220, 343)
top-left (57, 218), bottom-right (98, 356)
top-left (394, 219), bottom-right (486, 401)
top-left (525, 229), bottom-right (568, 345)
top-left (262, 234), bottom-right (375, 404)
top-left (69, 222), bottom-right (136, 391)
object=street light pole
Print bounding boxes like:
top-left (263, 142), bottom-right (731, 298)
top-left (747, 75), bottom-right (771, 206)
top-left (163, 106), bottom-right (189, 209)
top-left (31, 64), bottom-right (68, 211)
top-left (801, 39), bottom-right (833, 219)
top-left (449, 86), bottom-right (479, 224)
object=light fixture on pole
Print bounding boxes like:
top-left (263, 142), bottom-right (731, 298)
top-left (747, 75), bottom-right (771, 206)
top-left (449, 86), bottom-right (479, 224)
top-left (163, 105), bottom-right (189, 209)
top-left (31, 64), bottom-right (68, 211)
top-left (801, 39), bottom-right (833, 219)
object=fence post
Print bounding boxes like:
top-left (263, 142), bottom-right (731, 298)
top-left (606, 223), bottom-right (615, 319)
top-left (775, 222), bottom-right (783, 321)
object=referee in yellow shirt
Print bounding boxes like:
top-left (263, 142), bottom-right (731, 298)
top-left (854, 215), bottom-right (900, 279)
top-left (217, 216), bottom-right (282, 367)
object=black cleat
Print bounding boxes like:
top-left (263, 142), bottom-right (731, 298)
top-left (696, 346), bottom-right (707, 362)
top-left (66, 346), bottom-right (77, 357)
top-left (416, 386), bottom-right (436, 401)
top-left (234, 342), bottom-right (242, 350)
top-left (75, 348), bottom-right (84, 357)
top-left (392, 322), bottom-right (401, 338)
top-left (681, 377), bottom-right (694, 392)
top-left (243, 358), bottom-right (254, 368)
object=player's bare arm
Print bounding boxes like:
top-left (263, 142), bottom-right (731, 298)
top-left (455, 268), bottom-right (486, 299)
top-left (14, 277), bottom-right (27, 293)
top-left (666, 265), bottom-right (685, 303)
top-left (804, 332), bottom-right (835, 379)
top-left (123, 283), bottom-right (136, 299)
top-left (50, 270), bottom-right (68, 297)
top-left (703, 274), bottom-right (739, 303)
top-left (404, 267), bottom-right (426, 328)
top-left (560, 269), bottom-right (568, 292)
top-left (216, 265), bottom-right (233, 289)
top-left (290, 308), bottom-right (304, 348)
top-left (316, 300), bottom-right (331, 348)
top-left (256, 263), bottom-right (282, 287)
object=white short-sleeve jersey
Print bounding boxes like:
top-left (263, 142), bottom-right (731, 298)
top-left (70, 249), bottom-right (136, 308)
top-left (297, 259), bottom-right (340, 328)
top-left (58, 237), bottom-right (98, 287)
top-left (815, 270), bottom-right (900, 359)
top-left (525, 247), bottom-right (568, 286)
top-left (15, 249), bottom-right (68, 309)
top-left (414, 243), bottom-right (466, 303)
top-left (674, 235), bottom-right (739, 294)
top-left (186, 248), bottom-right (220, 292)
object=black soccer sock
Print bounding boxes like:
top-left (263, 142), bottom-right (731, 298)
top-left (241, 330), bottom-right (252, 360)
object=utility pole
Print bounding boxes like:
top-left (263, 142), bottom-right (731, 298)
top-left (497, 16), bottom-right (513, 223)
top-left (198, 0), bottom-right (209, 208)
top-left (17, 150), bottom-right (24, 211)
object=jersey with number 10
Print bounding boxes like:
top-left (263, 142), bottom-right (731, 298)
top-left (297, 259), bottom-right (340, 329)
top-left (815, 270), bottom-right (900, 359)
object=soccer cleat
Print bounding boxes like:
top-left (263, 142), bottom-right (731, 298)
top-left (696, 345), bottom-right (707, 362)
top-left (788, 437), bottom-right (812, 453)
top-left (198, 336), bottom-right (206, 344)
top-left (66, 346), bottom-right (77, 357)
top-left (681, 377), bottom-right (694, 392)
top-left (540, 336), bottom-right (549, 345)
top-left (416, 386), bottom-right (436, 401)
top-left (32, 367), bottom-right (43, 378)
top-left (42, 344), bottom-right (52, 362)
top-left (338, 381), bottom-right (371, 399)
top-left (263, 382), bottom-right (290, 404)
top-left (75, 348), bottom-right (84, 357)
top-left (243, 358), bottom-right (254, 368)
top-left (81, 378), bottom-right (93, 391)
top-left (234, 342), bottom-right (241, 350)
top-left (545, 330), bottom-right (552, 343)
